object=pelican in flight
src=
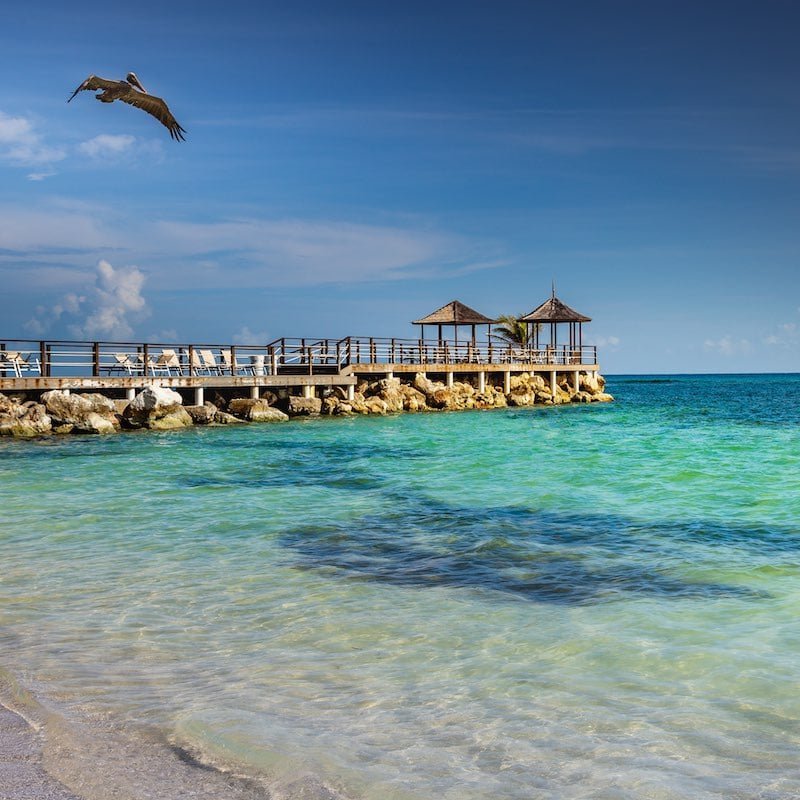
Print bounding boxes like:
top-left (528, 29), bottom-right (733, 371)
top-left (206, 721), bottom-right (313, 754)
top-left (68, 72), bottom-right (186, 141)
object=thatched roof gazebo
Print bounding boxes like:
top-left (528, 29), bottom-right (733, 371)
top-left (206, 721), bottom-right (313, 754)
top-left (520, 289), bottom-right (591, 350)
top-left (413, 300), bottom-right (495, 344)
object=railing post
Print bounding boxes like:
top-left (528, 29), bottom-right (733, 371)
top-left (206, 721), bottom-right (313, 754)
top-left (230, 345), bottom-right (237, 375)
top-left (391, 338), bottom-right (396, 363)
top-left (370, 337), bottom-right (376, 363)
top-left (40, 341), bottom-right (48, 377)
top-left (143, 344), bottom-right (150, 375)
top-left (93, 342), bottom-right (100, 376)
top-left (188, 345), bottom-right (195, 375)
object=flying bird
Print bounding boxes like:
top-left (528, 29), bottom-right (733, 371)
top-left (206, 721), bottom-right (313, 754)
top-left (68, 72), bottom-right (186, 141)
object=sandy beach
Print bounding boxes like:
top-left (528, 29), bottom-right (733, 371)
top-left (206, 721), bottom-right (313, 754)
top-left (0, 703), bottom-right (81, 800)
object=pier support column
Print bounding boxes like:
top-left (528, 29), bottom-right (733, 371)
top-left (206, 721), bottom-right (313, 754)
top-left (126, 388), bottom-right (136, 401)
top-left (478, 371), bottom-right (486, 393)
top-left (194, 387), bottom-right (204, 406)
top-left (347, 384), bottom-right (355, 402)
top-left (503, 371), bottom-right (511, 394)
top-left (303, 384), bottom-right (314, 400)
top-left (573, 371), bottom-right (580, 393)
top-left (550, 370), bottom-right (557, 397)
top-left (250, 385), bottom-right (260, 400)
top-left (386, 371), bottom-right (394, 380)
top-left (446, 371), bottom-right (454, 388)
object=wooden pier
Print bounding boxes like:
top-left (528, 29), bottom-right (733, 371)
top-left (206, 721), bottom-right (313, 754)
top-left (0, 336), bottom-right (600, 403)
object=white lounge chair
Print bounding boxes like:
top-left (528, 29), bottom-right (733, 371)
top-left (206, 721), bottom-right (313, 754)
top-left (199, 349), bottom-right (221, 375)
top-left (220, 349), bottom-right (254, 375)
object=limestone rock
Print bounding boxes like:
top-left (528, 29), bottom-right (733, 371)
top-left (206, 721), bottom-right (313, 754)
top-left (322, 397), bottom-right (339, 415)
top-left (508, 393), bottom-right (534, 407)
top-left (368, 377), bottom-right (404, 413)
top-left (213, 411), bottom-right (244, 425)
top-left (123, 386), bottom-right (191, 430)
top-left (413, 373), bottom-right (437, 395)
top-left (186, 402), bottom-right (218, 425)
top-left (594, 392), bottom-right (614, 403)
top-left (0, 396), bottom-right (52, 437)
top-left (228, 398), bottom-right (288, 422)
top-left (286, 396), bottom-right (322, 417)
top-left (41, 390), bottom-right (120, 433)
top-left (364, 396), bottom-right (389, 415)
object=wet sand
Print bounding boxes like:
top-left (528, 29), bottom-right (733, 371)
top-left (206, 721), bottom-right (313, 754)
top-left (0, 703), bottom-right (81, 800)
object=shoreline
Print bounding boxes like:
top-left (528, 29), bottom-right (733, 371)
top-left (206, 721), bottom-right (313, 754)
top-left (0, 676), bottom-right (348, 800)
top-left (0, 701), bottom-right (82, 800)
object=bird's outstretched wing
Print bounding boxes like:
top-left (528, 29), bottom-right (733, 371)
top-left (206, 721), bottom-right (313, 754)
top-left (119, 91), bottom-right (187, 141)
top-left (67, 75), bottom-right (120, 103)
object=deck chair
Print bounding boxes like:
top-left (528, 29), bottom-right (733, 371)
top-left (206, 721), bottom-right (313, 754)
top-left (1, 351), bottom-right (40, 376)
top-left (0, 351), bottom-right (22, 376)
top-left (161, 349), bottom-right (182, 375)
top-left (111, 353), bottom-right (136, 374)
top-left (187, 349), bottom-right (203, 375)
top-left (220, 349), bottom-right (254, 375)
top-left (199, 349), bottom-right (220, 375)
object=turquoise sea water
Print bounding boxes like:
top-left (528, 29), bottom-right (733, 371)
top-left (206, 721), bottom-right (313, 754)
top-left (1, 374), bottom-right (800, 798)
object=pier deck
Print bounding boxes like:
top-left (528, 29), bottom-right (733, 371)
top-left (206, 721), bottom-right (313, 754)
top-left (0, 336), bottom-right (599, 399)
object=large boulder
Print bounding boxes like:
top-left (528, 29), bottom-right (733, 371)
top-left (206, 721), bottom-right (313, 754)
top-left (123, 386), bottom-right (192, 430)
top-left (185, 402), bottom-right (218, 425)
top-left (41, 390), bottom-right (120, 434)
top-left (286, 395), bottom-right (322, 417)
top-left (413, 373), bottom-right (437, 395)
top-left (399, 383), bottom-right (427, 412)
top-left (0, 395), bottom-right (52, 437)
top-left (366, 378), bottom-right (404, 413)
top-left (364, 396), bottom-right (389, 415)
top-left (228, 398), bottom-right (289, 422)
top-left (580, 372), bottom-right (604, 395)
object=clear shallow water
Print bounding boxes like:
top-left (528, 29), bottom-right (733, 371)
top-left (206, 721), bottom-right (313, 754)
top-left (1, 374), bottom-right (800, 798)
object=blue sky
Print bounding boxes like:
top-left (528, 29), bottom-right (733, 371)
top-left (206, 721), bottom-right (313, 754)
top-left (1, 0), bottom-right (799, 373)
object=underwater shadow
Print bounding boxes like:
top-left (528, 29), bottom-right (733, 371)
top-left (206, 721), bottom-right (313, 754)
top-left (279, 494), bottom-right (775, 606)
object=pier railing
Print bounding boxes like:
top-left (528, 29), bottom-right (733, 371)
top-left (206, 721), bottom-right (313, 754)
top-left (0, 337), bottom-right (597, 379)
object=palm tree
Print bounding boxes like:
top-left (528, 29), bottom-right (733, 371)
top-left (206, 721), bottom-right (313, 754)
top-left (491, 314), bottom-right (531, 347)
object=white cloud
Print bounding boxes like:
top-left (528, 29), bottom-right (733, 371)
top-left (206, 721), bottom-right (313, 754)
top-left (0, 111), bottom-right (66, 171)
top-left (25, 259), bottom-right (149, 339)
top-left (763, 321), bottom-right (799, 348)
top-left (703, 336), bottom-right (753, 356)
top-left (79, 134), bottom-right (136, 158)
top-left (590, 335), bottom-right (620, 348)
top-left (0, 203), bottom-right (492, 292)
top-left (232, 326), bottom-right (271, 344)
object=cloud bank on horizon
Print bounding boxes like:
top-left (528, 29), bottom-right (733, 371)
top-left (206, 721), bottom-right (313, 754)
top-left (1, 1), bottom-right (799, 373)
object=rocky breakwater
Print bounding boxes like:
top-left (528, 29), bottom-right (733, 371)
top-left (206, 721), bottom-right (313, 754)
top-left (318, 371), bottom-right (613, 416)
top-left (0, 371), bottom-right (611, 437)
top-left (0, 386), bottom-right (291, 437)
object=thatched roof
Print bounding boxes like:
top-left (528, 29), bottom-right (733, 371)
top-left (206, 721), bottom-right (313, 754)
top-left (413, 300), bottom-right (495, 326)
top-left (521, 294), bottom-right (591, 323)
